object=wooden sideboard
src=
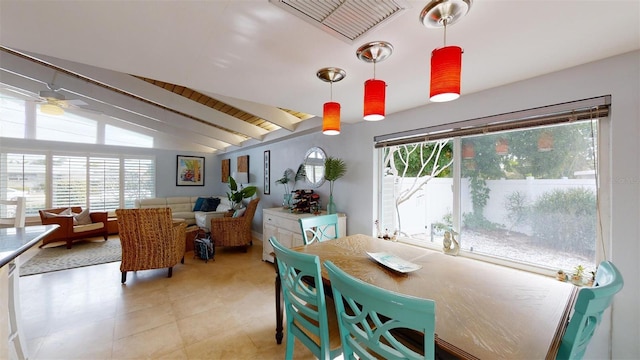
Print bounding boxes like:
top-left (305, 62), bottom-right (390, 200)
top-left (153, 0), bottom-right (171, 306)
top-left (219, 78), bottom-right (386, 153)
top-left (262, 207), bottom-right (346, 262)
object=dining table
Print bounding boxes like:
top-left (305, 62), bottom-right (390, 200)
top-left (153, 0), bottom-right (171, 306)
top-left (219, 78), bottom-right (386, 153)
top-left (273, 233), bottom-right (578, 360)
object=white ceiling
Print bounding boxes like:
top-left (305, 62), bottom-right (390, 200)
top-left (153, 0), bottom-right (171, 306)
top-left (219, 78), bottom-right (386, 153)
top-left (0, 0), bottom-right (638, 153)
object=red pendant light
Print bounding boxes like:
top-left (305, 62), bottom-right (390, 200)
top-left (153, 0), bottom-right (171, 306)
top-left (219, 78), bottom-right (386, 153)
top-left (420, 0), bottom-right (472, 103)
top-left (322, 102), bottom-right (341, 135)
top-left (316, 67), bottom-right (346, 136)
top-left (357, 41), bottom-right (393, 121)
top-left (430, 46), bottom-right (462, 102)
top-left (363, 79), bottom-right (386, 121)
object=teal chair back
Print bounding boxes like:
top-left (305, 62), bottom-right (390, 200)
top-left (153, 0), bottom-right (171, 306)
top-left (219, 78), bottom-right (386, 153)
top-left (324, 260), bottom-right (436, 360)
top-left (269, 236), bottom-right (342, 360)
top-left (299, 214), bottom-right (339, 245)
top-left (556, 261), bottom-right (624, 360)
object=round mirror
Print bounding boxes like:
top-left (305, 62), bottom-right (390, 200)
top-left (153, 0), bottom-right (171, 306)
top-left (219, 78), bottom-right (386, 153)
top-left (303, 147), bottom-right (326, 188)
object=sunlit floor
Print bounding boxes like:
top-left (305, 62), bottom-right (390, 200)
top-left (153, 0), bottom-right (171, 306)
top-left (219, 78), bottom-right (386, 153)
top-left (18, 236), bottom-right (317, 359)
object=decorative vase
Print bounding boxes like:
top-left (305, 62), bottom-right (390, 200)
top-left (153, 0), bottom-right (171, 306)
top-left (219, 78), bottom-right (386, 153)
top-left (327, 194), bottom-right (337, 214)
top-left (283, 193), bottom-right (292, 209)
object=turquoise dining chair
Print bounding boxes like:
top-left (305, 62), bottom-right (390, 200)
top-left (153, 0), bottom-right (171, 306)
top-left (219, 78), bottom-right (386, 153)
top-left (299, 213), bottom-right (339, 245)
top-left (556, 261), bottom-right (624, 360)
top-left (269, 236), bottom-right (342, 360)
top-left (324, 260), bottom-right (436, 360)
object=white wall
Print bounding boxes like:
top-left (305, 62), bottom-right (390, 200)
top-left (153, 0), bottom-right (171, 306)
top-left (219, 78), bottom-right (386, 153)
top-left (219, 50), bottom-right (639, 359)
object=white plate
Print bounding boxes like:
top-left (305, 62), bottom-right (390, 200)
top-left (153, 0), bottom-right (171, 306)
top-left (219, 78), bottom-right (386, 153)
top-left (366, 252), bottom-right (422, 273)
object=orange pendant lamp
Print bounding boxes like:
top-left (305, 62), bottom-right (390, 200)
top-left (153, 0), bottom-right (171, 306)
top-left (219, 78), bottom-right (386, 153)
top-left (420, 0), bottom-right (472, 103)
top-left (357, 41), bottom-right (393, 121)
top-left (316, 67), bottom-right (346, 136)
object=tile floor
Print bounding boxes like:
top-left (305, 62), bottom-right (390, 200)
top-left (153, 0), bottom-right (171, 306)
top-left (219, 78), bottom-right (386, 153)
top-left (17, 236), bottom-right (318, 359)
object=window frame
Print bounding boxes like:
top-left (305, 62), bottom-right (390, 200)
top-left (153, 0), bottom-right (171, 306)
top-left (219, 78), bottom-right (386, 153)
top-left (375, 97), bottom-right (611, 275)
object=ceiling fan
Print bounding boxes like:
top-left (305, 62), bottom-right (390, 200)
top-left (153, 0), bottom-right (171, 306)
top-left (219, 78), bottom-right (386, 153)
top-left (0, 83), bottom-right (92, 116)
top-left (37, 84), bottom-right (88, 115)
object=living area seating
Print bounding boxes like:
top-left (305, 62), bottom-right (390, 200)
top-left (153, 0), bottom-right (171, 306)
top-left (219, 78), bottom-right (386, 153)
top-left (38, 206), bottom-right (108, 249)
top-left (210, 198), bottom-right (259, 251)
top-left (135, 195), bottom-right (231, 228)
top-left (116, 208), bottom-right (186, 284)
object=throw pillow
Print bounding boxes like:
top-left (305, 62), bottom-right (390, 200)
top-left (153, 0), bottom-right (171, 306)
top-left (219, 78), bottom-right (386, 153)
top-left (73, 208), bottom-right (92, 225)
top-left (232, 208), bottom-right (246, 218)
top-left (193, 197), bottom-right (206, 211)
top-left (199, 197), bottom-right (221, 212)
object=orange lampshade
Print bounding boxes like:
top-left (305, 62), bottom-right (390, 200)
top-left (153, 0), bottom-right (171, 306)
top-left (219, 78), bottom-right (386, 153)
top-left (430, 46), bottom-right (462, 102)
top-left (363, 79), bottom-right (386, 121)
top-left (322, 102), bottom-right (340, 135)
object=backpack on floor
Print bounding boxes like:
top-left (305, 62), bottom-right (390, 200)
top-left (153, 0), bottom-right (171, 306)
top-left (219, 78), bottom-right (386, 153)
top-left (194, 235), bottom-right (215, 262)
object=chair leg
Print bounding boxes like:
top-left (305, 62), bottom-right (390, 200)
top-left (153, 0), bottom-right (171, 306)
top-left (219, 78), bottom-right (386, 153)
top-left (168, 267), bottom-right (173, 278)
top-left (121, 271), bottom-right (127, 284)
top-left (181, 256), bottom-right (185, 264)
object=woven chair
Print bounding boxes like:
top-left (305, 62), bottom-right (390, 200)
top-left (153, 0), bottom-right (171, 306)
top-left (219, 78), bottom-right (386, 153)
top-left (116, 208), bottom-right (186, 284)
top-left (210, 198), bottom-right (259, 252)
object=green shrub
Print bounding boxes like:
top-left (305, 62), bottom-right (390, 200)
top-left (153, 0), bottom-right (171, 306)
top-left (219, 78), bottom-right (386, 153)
top-left (530, 187), bottom-right (596, 256)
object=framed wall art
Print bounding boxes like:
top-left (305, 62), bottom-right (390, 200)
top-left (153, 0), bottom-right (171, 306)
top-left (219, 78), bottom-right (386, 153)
top-left (176, 155), bottom-right (204, 186)
top-left (221, 159), bottom-right (230, 182)
top-left (264, 150), bottom-right (271, 194)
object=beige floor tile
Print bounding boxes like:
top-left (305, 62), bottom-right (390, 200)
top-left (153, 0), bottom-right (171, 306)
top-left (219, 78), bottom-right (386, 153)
top-left (18, 238), bottom-right (320, 360)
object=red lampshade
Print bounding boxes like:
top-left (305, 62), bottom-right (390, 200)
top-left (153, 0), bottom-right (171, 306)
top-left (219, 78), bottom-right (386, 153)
top-left (322, 102), bottom-right (340, 135)
top-left (430, 46), bottom-right (462, 102)
top-left (363, 79), bottom-right (386, 121)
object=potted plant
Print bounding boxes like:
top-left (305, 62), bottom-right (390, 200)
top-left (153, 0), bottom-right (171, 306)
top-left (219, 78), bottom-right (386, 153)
top-left (324, 156), bottom-right (346, 214)
top-left (276, 164), bottom-right (306, 210)
top-left (556, 269), bottom-right (567, 282)
top-left (571, 265), bottom-right (585, 285)
top-left (227, 176), bottom-right (257, 210)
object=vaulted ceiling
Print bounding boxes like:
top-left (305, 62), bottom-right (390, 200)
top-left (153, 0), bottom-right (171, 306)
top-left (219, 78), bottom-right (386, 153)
top-left (0, 1), bottom-right (638, 153)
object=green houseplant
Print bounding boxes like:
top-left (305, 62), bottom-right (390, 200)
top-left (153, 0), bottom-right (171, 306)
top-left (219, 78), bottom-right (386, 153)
top-left (324, 156), bottom-right (347, 214)
top-left (227, 176), bottom-right (257, 210)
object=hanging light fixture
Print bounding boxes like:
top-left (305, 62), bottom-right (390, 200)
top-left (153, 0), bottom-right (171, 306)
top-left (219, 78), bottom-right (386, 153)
top-left (316, 67), bottom-right (346, 135)
top-left (39, 102), bottom-right (64, 116)
top-left (420, 0), bottom-right (472, 102)
top-left (357, 41), bottom-right (393, 121)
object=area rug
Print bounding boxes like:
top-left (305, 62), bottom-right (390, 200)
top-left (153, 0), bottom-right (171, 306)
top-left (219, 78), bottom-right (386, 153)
top-left (20, 239), bottom-right (121, 276)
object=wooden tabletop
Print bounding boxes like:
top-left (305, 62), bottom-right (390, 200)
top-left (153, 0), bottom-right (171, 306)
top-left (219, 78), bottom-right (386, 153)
top-left (295, 234), bottom-right (577, 360)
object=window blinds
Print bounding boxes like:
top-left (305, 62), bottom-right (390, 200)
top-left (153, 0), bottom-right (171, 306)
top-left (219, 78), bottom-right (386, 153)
top-left (374, 96), bottom-right (610, 148)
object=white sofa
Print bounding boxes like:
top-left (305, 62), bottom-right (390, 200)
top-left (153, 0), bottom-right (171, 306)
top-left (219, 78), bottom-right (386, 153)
top-left (134, 196), bottom-right (232, 229)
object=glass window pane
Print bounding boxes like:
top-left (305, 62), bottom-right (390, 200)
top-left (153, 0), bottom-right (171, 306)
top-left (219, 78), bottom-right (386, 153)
top-left (459, 122), bottom-right (597, 271)
top-left (89, 157), bottom-right (121, 212)
top-left (124, 158), bottom-right (155, 208)
top-left (52, 155), bottom-right (87, 207)
top-left (0, 153), bottom-right (46, 217)
top-left (0, 95), bottom-right (26, 138)
top-left (37, 112), bottom-right (97, 144)
top-left (105, 125), bottom-right (153, 148)
top-left (379, 140), bottom-right (454, 245)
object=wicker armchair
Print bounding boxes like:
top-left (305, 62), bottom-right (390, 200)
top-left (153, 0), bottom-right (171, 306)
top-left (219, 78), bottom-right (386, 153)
top-left (210, 198), bottom-right (259, 252)
top-left (116, 208), bottom-right (186, 284)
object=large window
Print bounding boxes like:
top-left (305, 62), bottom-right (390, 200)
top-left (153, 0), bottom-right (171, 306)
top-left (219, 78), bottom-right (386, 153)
top-left (1, 152), bottom-right (155, 216)
top-left (377, 98), bottom-right (609, 273)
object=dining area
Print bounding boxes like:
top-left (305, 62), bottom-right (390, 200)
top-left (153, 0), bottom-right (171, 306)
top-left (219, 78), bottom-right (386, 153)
top-left (270, 214), bottom-right (624, 360)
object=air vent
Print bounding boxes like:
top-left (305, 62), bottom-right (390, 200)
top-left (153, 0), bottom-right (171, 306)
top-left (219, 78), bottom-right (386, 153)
top-left (270, 0), bottom-right (409, 43)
